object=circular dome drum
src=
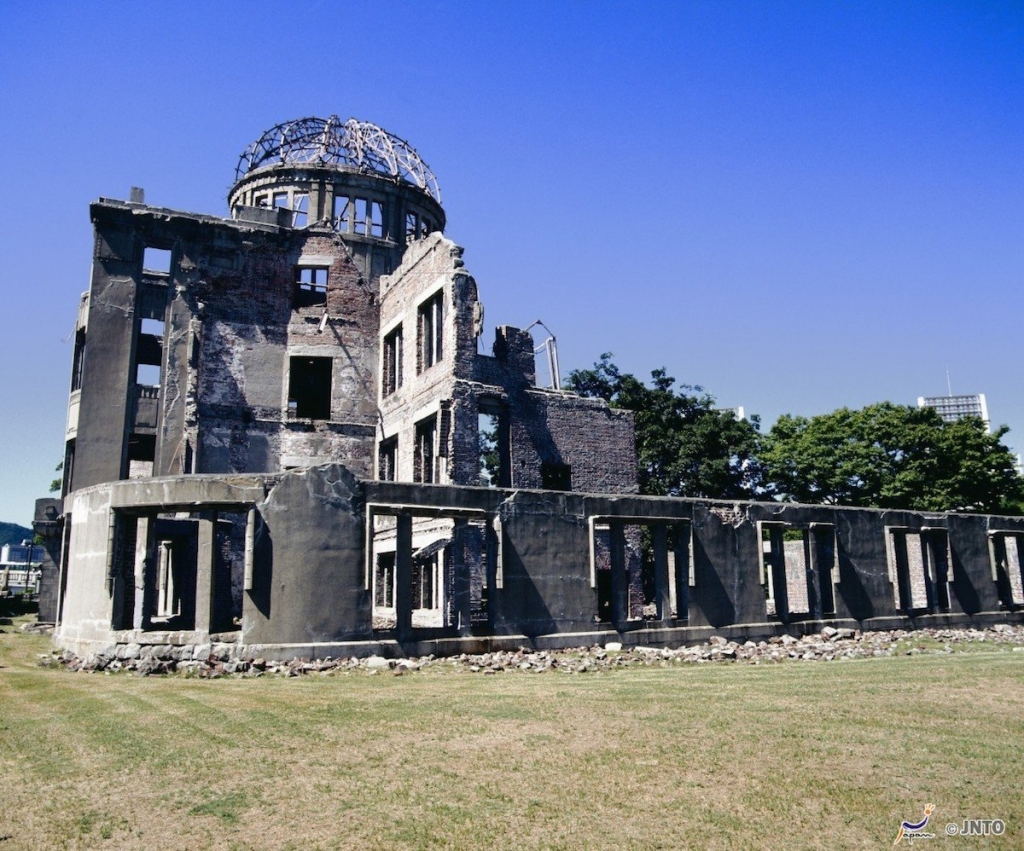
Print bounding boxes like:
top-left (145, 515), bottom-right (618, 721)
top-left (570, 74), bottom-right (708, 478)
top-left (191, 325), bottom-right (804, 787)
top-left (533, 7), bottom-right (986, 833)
top-left (234, 116), bottom-right (441, 203)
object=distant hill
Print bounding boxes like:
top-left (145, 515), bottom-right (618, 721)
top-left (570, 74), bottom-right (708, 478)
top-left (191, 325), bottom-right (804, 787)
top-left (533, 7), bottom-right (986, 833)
top-left (0, 522), bottom-right (33, 548)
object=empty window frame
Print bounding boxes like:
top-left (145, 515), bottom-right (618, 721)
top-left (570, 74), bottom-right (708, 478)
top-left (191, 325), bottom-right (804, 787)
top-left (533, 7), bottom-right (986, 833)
top-left (378, 437), bottom-right (398, 481)
top-left (412, 553), bottom-right (439, 611)
top-left (333, 194), bottom-right (385, 237)
top-left (541, 462), bottom-right (572, 491)
top-left (405, 212), bottom-right (420, 240)
top-left (333, 194), bottom-right (351, 230)
top-left (287, 356), bottom-right (332, 420)
top-left (375, 552), bottom-right (396, 609)
top-left (353, 197), bottom-right (368, 235)
top-left (370, 200), bottom-right (383, 237)
top-left (70, 329), bottom-right (86, 392)
top-left (418, 291), bottom-right (444, 372)
top-left (126, 433), bottom-right (156, 479)
top-left (760, 524), bottom-right (812, 620)
top-left (990, 532), bottom-right (1024, 607)
top-left (143, 247), bottom-right (172, 275)
top-left (291, 193), bottom-right (309, 227)
top-left (887, 528), bottom-right (948, 612)
top-left (136, 317), bottom-right (164, 387)
top-left (414, 416), bottom-right (437, 484)
top-left (382, 324), bottom-right (403, 396)
top-left (295, 266), bottom-right (329, 307)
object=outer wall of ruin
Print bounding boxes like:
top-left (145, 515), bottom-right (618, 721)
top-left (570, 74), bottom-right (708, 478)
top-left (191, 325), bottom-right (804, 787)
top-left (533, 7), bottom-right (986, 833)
top-left (51, 464), bottom-right (1024, 661)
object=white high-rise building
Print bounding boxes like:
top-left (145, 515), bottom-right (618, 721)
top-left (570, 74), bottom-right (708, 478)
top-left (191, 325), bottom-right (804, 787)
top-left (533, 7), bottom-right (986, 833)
top-left (917, 393), bottom-right (989, 431)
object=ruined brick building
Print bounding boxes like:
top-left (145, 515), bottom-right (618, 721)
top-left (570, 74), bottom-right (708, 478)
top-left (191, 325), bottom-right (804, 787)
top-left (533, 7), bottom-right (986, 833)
top-left (40, 117), bottom-right (1024, 662)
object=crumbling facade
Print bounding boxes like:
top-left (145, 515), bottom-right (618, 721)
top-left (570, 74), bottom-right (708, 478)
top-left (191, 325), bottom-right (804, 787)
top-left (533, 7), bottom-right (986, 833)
top-left (44, 116), bottom-right (637, 645)
top-left (41, 116), bottom-right (1024, 660)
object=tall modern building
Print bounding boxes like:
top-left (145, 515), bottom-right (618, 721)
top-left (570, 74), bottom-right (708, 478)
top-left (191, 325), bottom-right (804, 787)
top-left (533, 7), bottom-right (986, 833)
top-left (917, 393), bottom-right (989, 431)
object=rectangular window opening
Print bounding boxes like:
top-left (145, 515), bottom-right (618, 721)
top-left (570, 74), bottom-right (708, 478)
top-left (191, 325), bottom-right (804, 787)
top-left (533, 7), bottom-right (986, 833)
top-left (292, 193), bottom-right (308, 228)
top-left (370, 201), bottom-right (384, 237)
top-left (378, 437), bottom-right (398, 481)
top-left (354, 198), bottom-right (368, 235)
top-left (414, 416), bottom-right (437, 484)
top-left (287, 356), bottom-right (332, 420)
top-left (136, 363), bottom-right (161, 387)
top-left (889, 529), bottom-right (931, 612)
top-left (143, 247), bottom-right (172, 275)
top-left (412, 553), bottom-right (440, 612)
top-left (333, 195), bottom-right (351, 231)
top-left (375, 552), bottom-right (396, 610)
top-left (478, 411), bottom-right (502, 487)
top-left (127, 433), bottom-right (156, 479)
top-left (405, 212), bottom-right (419, 240)
top-left (760, 525), bottom-right (812, 621)
top-left (417, 291), bottom-right (444, 372)
top-left (541, 462), bottom-right (572, 491)
top-left (71, 329), bottom-right (86, 392)
top-left (382, 325), bottom-right (404, 396)
top-left (294, 266), bottom-right (329, 307)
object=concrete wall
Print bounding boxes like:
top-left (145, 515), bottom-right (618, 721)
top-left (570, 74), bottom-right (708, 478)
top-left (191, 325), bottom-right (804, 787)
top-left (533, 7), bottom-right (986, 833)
top-left (52, 465), bottom-right (1024, 659)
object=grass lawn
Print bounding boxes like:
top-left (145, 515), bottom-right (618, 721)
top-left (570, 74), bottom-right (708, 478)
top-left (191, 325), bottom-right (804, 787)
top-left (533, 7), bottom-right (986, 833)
top-left (1, 622), bottom-right (1022, 850)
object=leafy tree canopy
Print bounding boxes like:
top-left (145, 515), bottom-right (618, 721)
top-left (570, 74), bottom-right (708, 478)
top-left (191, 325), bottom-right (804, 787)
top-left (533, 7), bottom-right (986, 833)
top-left (760, 402), bottom-right (1024, 514)
top-left (566, 354), bottom-right (762, 499)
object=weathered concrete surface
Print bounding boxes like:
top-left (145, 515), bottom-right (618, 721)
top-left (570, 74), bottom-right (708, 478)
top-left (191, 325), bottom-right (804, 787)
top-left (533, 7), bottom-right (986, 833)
top-left (51, 466), bottom-right (1024, 661)
top-left (243, 464), bottom-right (370, 644)
top-left (495, 491), bottom-right (595, 636)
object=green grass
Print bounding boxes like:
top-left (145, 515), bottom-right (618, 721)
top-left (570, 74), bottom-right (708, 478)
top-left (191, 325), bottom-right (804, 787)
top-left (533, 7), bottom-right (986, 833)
top-left (1, 623), bottom-right (1022, 849)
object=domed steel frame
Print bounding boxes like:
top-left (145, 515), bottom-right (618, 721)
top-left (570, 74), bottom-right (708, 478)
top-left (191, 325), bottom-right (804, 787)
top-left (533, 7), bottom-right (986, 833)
top-left (236, 116), bottom-right (441, 203)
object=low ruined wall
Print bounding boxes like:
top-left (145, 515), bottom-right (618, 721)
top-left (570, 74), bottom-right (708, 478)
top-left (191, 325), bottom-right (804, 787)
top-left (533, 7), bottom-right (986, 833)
top-left (52, 465), bottom-right (1024, 659)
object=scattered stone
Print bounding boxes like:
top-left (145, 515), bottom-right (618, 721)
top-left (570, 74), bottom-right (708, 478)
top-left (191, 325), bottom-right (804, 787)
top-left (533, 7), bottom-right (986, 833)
top-left (37, 623), bottom-right (1024, 678)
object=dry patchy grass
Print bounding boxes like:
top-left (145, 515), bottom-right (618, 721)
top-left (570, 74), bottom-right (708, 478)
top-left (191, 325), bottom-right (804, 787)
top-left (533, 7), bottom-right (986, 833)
top-left (1, 624), bottom-right (1022, 849)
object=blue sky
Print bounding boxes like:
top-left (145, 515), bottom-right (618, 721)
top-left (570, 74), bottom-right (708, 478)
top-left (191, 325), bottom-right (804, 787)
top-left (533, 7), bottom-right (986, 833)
top-left (1, 1), bottom-right (1021, 525)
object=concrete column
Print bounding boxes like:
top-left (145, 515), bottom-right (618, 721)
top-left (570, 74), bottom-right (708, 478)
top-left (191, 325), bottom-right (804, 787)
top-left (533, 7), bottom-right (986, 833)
top-left (485, 518), bottom-right (500, 629)
top-left (132, 515), bottom-right (152, 630)
top-left (609, 522), bottom-right (628, 629)
top-left (652, 524), bottom-right (671, 623)
top-left (452, 519), bottom-right (471, 634)
top-left (769, 527), bottom-right (790, 622)
top-left (395, 514), bottom-right (413, 640)
top-left (195, 512), bottom-right (218, 633)
top-left (674, 527), bottom-right (690, 621)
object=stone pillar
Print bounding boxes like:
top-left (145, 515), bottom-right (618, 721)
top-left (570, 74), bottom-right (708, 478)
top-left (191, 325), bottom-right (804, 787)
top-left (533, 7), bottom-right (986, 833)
top-left (132, 515), bottom-right (152, 630)
top-left (674, 526), bottom-right (690, 621)
top-left (609, 522), bottom-right (628, 629)
top-left (452, 519), bottom-right (471, 634)
top-left (195, 512), bottom-right (218, 633)
top-left (769, 527), bottom-right (790, 622)
top-left (485, 518), bottom-right (500, 629)
top-left (395, 514), bottom-right (413, 640)
top-left (652, 524), bottom-right (671, 623)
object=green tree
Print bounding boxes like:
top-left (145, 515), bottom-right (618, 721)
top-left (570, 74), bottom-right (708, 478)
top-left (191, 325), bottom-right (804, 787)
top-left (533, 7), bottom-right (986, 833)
top-left (760, 402), bottom-right (1024, 513)
top-left (49, 460), bottom-right (63, 494)
top-left (566, 354), bottom-right (763, 499)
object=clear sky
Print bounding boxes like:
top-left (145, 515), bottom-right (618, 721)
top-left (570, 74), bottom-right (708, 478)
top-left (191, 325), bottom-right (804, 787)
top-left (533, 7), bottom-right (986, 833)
top-left (1, 1), bottom-right (1021, 526)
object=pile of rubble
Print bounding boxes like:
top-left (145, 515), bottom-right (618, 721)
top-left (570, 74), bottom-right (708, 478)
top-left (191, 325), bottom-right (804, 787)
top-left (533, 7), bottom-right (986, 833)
top-left (39, 623), bottom-right (1024, 678)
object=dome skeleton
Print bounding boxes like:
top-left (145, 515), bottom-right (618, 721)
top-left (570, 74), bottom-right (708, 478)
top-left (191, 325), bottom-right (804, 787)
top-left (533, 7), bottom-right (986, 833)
top-left (236, 116), bottom-right (441, 203)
